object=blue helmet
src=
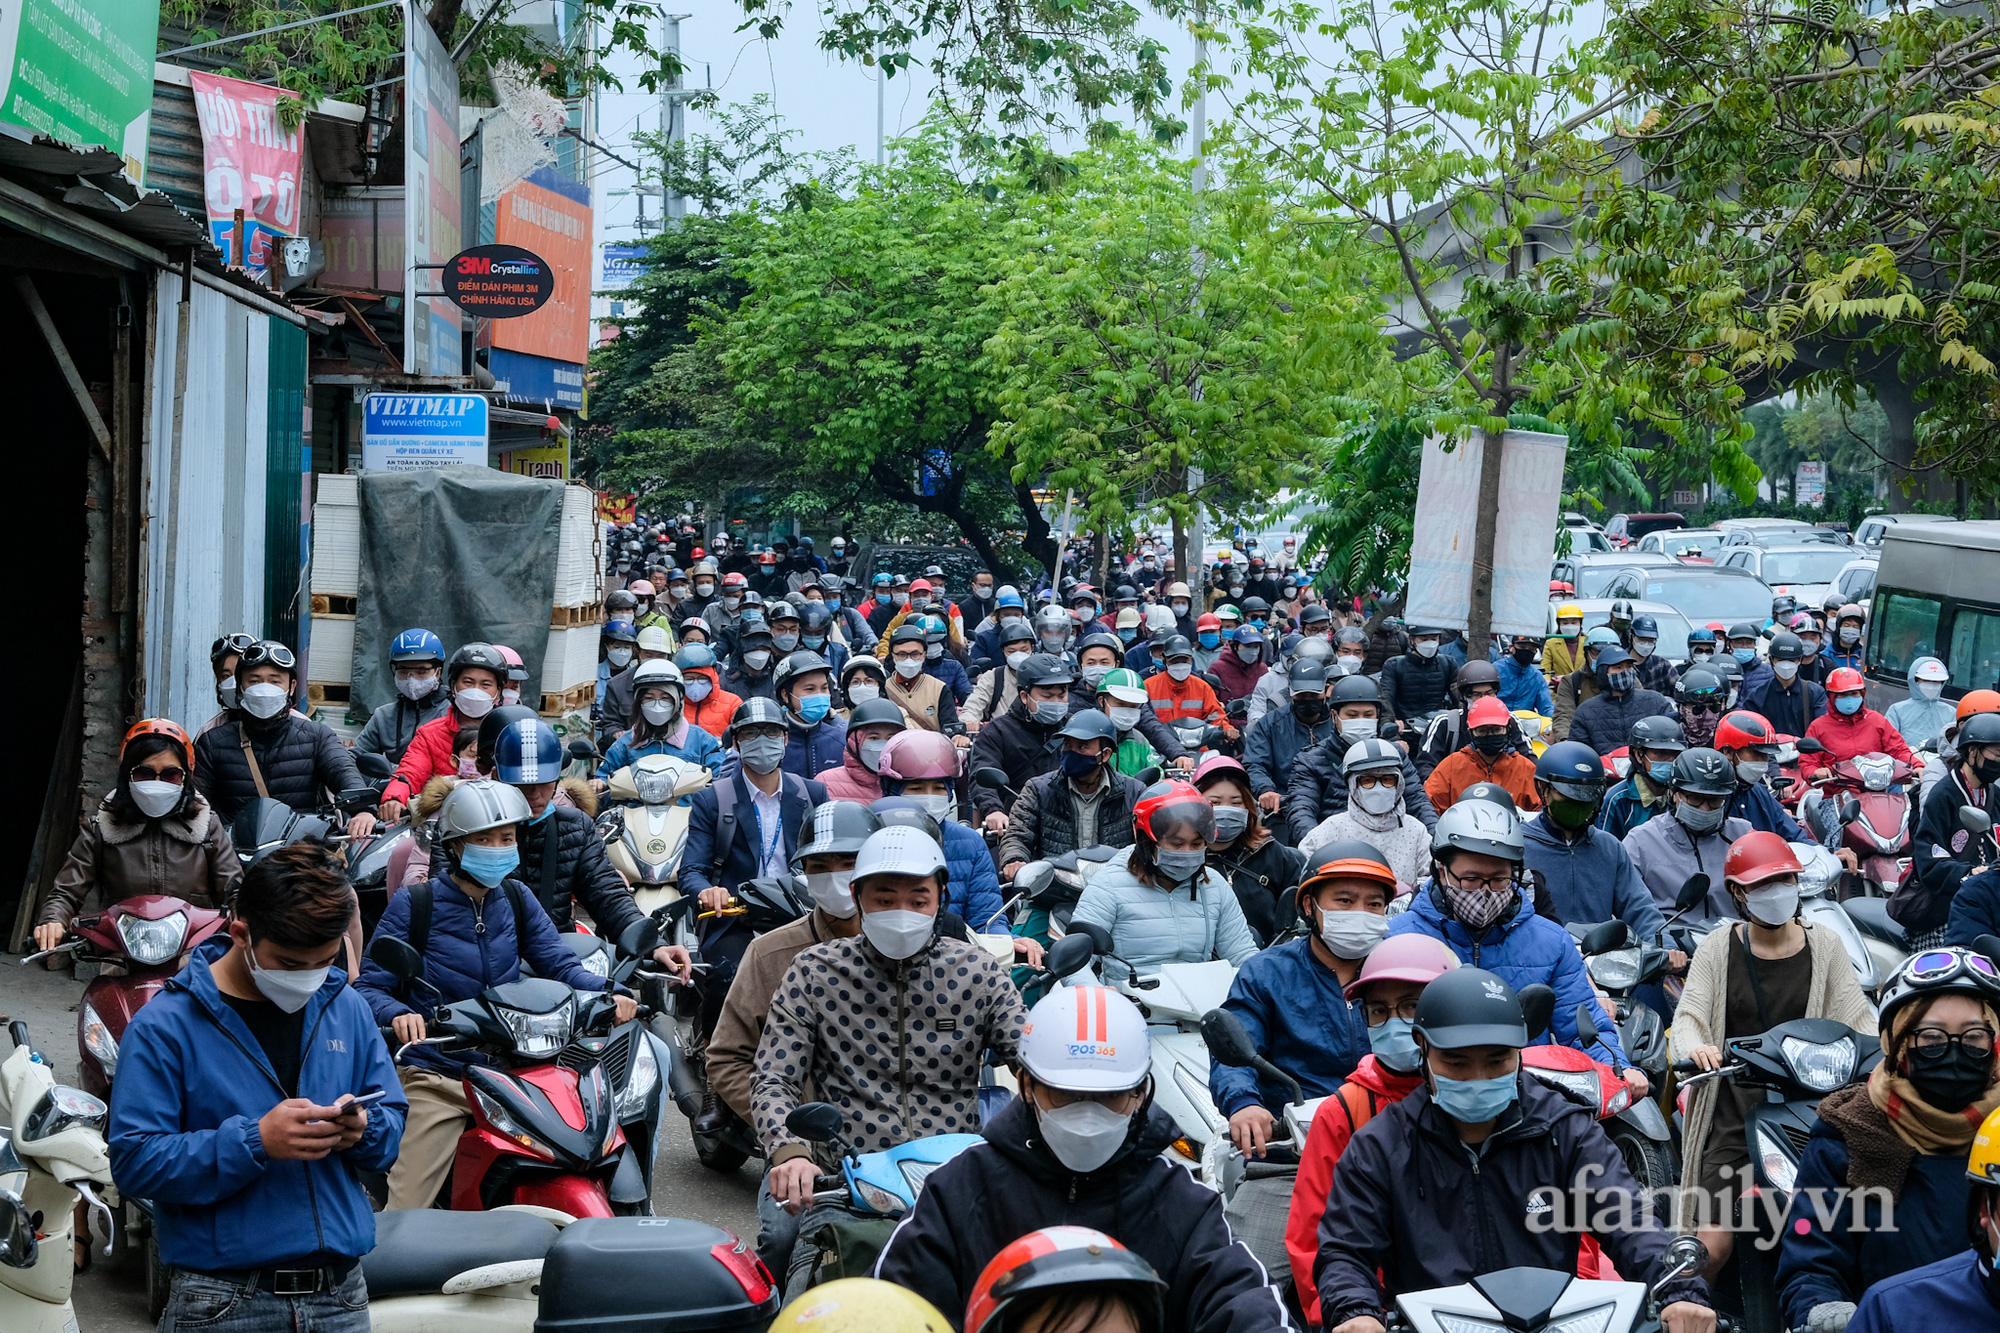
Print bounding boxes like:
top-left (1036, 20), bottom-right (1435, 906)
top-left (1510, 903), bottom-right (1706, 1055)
top-left (995, 586), bottom-right (1026, 611)
top-left (603, 618), bottom-right (639, 645)
top-left (1630, 614), bottom-right (1659, 637)
top-left (674, 643), bottom-right (717, 671)
top-left (1686, 626), bottom-right (1716, 645)
top-left (493, 718), bottom-right (563, 785)
top-left (390, 627), bottom-right (445, 665)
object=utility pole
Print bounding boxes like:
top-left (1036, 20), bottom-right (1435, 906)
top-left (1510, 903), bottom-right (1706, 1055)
top-left (876, 62), bottom-right (885, 166)
top-left (660, 13), bottom-right (690, 221)
top-left (1184, 0), bottom-right (1208, 587)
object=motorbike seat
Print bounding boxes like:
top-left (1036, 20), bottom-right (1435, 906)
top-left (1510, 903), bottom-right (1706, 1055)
top-left (361, 1208), bottom-right (560, 1297)
top-left (1841, 897), bottom-right (1909, 949)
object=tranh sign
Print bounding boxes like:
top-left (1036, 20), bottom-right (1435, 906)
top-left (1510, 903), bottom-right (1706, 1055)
top-left (443, 244), bottom-right (555, 317)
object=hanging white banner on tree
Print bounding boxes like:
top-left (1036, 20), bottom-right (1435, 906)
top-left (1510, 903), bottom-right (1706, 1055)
top-left (1405, 429), bottom-right (1569, 637)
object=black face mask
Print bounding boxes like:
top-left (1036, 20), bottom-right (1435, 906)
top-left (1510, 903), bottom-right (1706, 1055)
top-left (1971, 754), bottom-right (2000, 786)
top-left (1473, 734), bottom-right (1510, 757)
top-left (1907, 1044), bottom-right (1996, 1112)
top-left (1292, 695), bottom-right (1331, 725)
top-left (1513, 647), bottom-right (1536, 664)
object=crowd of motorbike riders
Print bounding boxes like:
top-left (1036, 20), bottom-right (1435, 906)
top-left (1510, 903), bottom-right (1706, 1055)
top-left (40, 519), bottom-right (2000, 1333)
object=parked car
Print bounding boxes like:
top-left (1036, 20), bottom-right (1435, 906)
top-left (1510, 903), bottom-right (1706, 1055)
top-left (1604, 512), bottom-right (1688, 548)
top-left (1854, 512), bottom-right (1958, 548)
top-left (1549, 551), bottom-right (1678, 599)
top-left (1715, 517), bottom-right (1848, 547)
top-left (1713, 542), bottom-right (1858, 608)
top-left (1598, 563), bottom-right (1776, 627)
top-left (1543, 599), bottom-right (1698, 662)
top-left (1633, 527), bottom-right (1726, 562)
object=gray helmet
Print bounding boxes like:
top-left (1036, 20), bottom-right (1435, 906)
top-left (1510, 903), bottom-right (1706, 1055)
top-left (1331, 674), bottom-right (1383, 708)
top-left (774, 650), bottom-right (833, 695)
top-left (1055, 709), bottom-right (1119, 744)
top-left (436, 778), bottom-right (532, 841)
top-left (1032, 605), bottom-right (1073, 641)
top-left (606, 588), bottom-right (638, 613)
top-left (727, 696), bottom-right (788, 741)
top-left (847, 698), bottom-right (909, 731)
top-left (791, 800), bottom-right (882, 868)
top-left (767, 601), bottom-right (802, 626)
top-left (1628, 714), bottom-right (1688, 753)
top-left (1343, 736), bottom-right (1403, 777)
top-left (1431, 797), bottom-right (1525, 865)
top-left (1334, 626), bottom-right (1368, 650)
top-left (1160, 634), bottom-right (1193, 661)
top-left (1669, 747), bottom-right (1736, 797)
top-left (1016, 652), bottom-right (1076, 690)
top-left (1294, 637), bottom-right (1333, 664)
top-left (999, 619), bottom-right (1037, 648)
top-left (1291, 659), bottom-right (1331, 692)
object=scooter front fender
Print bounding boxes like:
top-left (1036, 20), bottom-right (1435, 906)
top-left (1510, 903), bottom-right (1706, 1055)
top-left (1615, 1093), bottom-right (1671, 1143)
top-left (512, 1174), bottom-right (614, 1218)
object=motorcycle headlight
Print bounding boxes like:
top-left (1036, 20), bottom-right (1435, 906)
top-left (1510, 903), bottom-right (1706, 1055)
top-left (616, 1037), bottom-right (661, 1120)
top-left (80, 1000), bottom-right (118, 1080)
top-left (494, 998), bottom-right (577, 1058)
top-left (634, 769), bottom-right (676, 805)
top-left (1544, 1305), bottom-right (1618, 1333)
top-left (1780, 1036), bottom-right (1857, 1093)
top-left (1757, 1122), bottom-right (1800, 1192)
top-left (117, 911), bottom-right (187, 966)
top-left (899, 1159), bottom-right (945, 1195)
top-left (1435, 1315), bottom-right (1506, 1333)
top-left (1587, 948), bottom-right (1641, 991)
top-left (855, 1180), bottom-right (907, 1214)
top-left (471, 1086), bottom-right (555, 1160)
top-left (577, 948), bottom-right (612, 979)
top-left (1857, 757), bottom-right (1892, 792)
top-left (1524, 1066), bottom-right (1601, 1108)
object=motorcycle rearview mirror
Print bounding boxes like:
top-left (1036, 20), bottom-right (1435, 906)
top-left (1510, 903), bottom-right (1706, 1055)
top-left (0, 1191), bottom-right (37, 1270)
top-left (353, 751), bottom-right (396, 780)
top-left (1518, 984), bottom-right (1556, 1040)
top-left (1134, 764), bottom-right (1164, 786)
top-left (1961, 806), bottom-right (1994, 837)
top-left (973, 766), bottom-right (1011, 789)
top-left (1841, 798), bottom-right (1862, 825)
top-left (786, 1102), bottom-right (848, 1145)
top-left (1574, 1002), bottom-right (1600, 1051)
top-left (616, 917), bottom-right (662, 959)
top-left (1675, 874), bottom-right (1711, 912)
top-left (1043, 933), bottom-right (1096, 982)
top-left (1070, 920), bottom-right (1116, 959)
top-left (567, 739), bottom-right (598, 762)
top-left (368, 935), bottom-right (425, 982)
top-left (335, 787), bottom-right (380, 814)
top-left (1794, 737), bottom-right (1825, 754)
top-left (1579, 920), bottom-right (1630, 956)
top-left (1013, 861), bottom-right (1055, 898)
top-left (1200, 1008), bottom-right (1306, 1107)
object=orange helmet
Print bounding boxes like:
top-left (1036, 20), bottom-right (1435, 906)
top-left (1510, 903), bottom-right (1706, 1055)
top-left (1958, 689), bottom-right (2000, 722)
top-left (964, 1227), bottom-right (1166, 1333)
top-left (1826, 667), bottom-right (1866, 694)
top-left (1724, 829), bottom-right (1803, 888)
top-left (122, 718), bottom-right (193, 769)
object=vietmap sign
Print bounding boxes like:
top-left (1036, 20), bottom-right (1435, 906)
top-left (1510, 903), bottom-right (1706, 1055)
top-left (444, 244), bottom-right (555, 317)
top-left (190, 73), bottom-right (303, 277)
top-left (0, 0), bottom-right (157, 177)
top-left (362, 393), bottom-right (488, 471)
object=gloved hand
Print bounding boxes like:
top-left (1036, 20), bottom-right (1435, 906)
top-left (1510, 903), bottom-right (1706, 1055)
top-left (1807, 1301), bottom-right (1856, 1333)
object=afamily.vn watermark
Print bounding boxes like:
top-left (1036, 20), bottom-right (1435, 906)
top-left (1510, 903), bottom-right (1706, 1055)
top-left (1522, 1165), bottom-right (1897, 1250)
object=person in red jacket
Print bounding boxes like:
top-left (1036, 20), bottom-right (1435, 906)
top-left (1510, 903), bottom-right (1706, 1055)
top-left (379, 643), bottom-right (508, 817)
top-left (675, 644), bottom-right (742, 740)
top-left (1802, 666), bottom-right (1914, 786)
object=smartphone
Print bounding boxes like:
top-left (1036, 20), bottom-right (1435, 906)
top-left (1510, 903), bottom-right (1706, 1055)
top-left (339, 1089), bottom-right (390, 1112)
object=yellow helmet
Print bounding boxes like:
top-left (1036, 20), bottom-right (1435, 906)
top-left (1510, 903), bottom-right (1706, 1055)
top-left (1970, 1104), bottom-right (2000, 1185)
top-left (1556, 603), bottom-right (1583, 623)
top-left (773, 1279), bottom-right (954, 1333)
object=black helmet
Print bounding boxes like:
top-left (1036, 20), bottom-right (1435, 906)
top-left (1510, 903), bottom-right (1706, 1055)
top-left (1055, 709), bottom-right (1119, 744)
top-left (847, 698), bottom-right (909, 731)
top-left (1455, 660), bottom-right (1500, 698)
top-left (791, 800), bottom-right (882, 867)
top-left (1610, 598), bottom-right (1634, 622)
top-left (799, 603), bottom-right (834, 635)
top-left (1331, 675), bottom-right (1383, 708)
top-left (726, 696), bottom-right (788, 741)
top-left (474, 704), bottom-right (541, 768)
top-left (1076, 632), bottom-right (1124, 659)
top-left (774, 650), bottom-right (833, 695)
top-left (1958, 713), bottom-right (2000, 749)
top-left (1727, 622), bottom-right (1761, 642)
top-left (1300, 604), bottom-right (1332, 627)
top-left (1291, 659), bottom-right (1331, 692)
top-left (1630, 614), bottom-right (1659, 638)
top-left (448, 642), bottom-right (508, 683)
top-left (1241, 596), bottom-right (1272, 615)
top-left (1628, 715), bottom-right (1688, 753)
top-left (1669, 747), bottom-right (1736, 797)
top-left (1676, 668), bottom-right (1727, 707)
top-left (1457, 781), bottom-right (1518, 814)
top-left (1414, 967), bottom-right (1532, 1050)
top-left (1015, 652), bottom-right (1076, 690)
top-left (606, 588), bottom-right (638, 613)
top-left (1161, 634), bottom-right (1193, 661)
top-left (1771, 594), bottom-right (1798, 617)
top-left (1114, 584), bottom-right (1140, 603)
top-left (998, 619), bottom-right (1037, 647)
top-left (1534, 741), bottom-right (1608, 800)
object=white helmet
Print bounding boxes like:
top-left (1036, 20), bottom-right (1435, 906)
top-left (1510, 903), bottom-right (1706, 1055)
top-left (1344, 736), bottom-right (1404, 777)
top-left (852, 826), bottom-right (946, 884)
top-left (1019, 986), bottom-right (1151, 1092)
top-left (633, 659), bottom-right (684, 693)
top-left (1910, 656), bottom-right (1949, 684)
top-left (435, 778), bottom-right (532, 841)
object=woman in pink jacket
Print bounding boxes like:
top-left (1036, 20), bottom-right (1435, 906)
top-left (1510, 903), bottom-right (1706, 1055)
top-left (816, 698), bottom-right (907, 801)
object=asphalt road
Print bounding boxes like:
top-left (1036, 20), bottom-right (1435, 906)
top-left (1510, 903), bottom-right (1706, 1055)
top-left (0, 956), bottom-right (762, 1332)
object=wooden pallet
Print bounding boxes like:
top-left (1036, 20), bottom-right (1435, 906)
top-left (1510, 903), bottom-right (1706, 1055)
top-left (551, 601), bottom-right (603, 629)
top-left (540, 680), bottom-right (594, 716)
top-left (311, 593), bottom-right (358, 616)
top-left (308, 682), bottom-right (351, 705)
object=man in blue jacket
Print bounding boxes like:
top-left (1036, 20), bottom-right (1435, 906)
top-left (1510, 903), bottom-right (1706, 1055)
top-left (1523, 741), bottom-right (1665, 942)
top-left (1243, 658), bottom-right (1338, 833)
top-left (1497, 636), bottom-right (1555, 715)
top-left (110, 841), bottom-right (406, 1332)
top-left (1386, 796), bottom-right (1643, 1092)
top-left (1212, 842), bottom-right (1389, 1158)
top-left (776, 650), bottom-right (847, 781)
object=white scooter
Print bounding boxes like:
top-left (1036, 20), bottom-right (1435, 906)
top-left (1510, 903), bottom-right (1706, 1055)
top-left (0, 1025), bottom-right (115, 1333)
top-left (1391, 1235), bottom-right (1710, 1333)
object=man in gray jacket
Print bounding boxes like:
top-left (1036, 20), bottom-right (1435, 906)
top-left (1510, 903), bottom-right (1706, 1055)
top-left (1621, 747), bottom-right (1750, 925)
top-left (354, 629), bottom-right (452, 762)
top-left (1567, 646), bottom-right (1675, 757)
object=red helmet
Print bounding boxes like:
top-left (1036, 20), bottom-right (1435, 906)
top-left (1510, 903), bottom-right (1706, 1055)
top-left (722, 572), bottom-right (748, 590)
top-left (1724, 829), bottom-right (1803, 888)
top-left (964, 1227), bottom-right (1166, 1333)
top-left (1826, 666), bottom-right (1866, 694)
top-left (1133, 779), bottom-right (1215, 843)
top-left (123, 718), bottom-right (194, 770)
top-left (1713, 710), bottom-right (1778, 756)
top-left (1467, 696), bottom-right (1512, 729)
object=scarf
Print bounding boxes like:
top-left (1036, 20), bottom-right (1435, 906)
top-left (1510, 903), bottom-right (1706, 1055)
top-left (1865, 1003), bottom-right (2000, 1155)
top-left (1344, 797), bottom-right (1407, 834)
top-left (1680, 705), bottom-right (1718, 749)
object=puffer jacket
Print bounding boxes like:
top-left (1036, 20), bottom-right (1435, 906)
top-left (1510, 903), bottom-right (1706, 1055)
top-left (785, 716), bottom-right (848, 782)
top-left (814, 744), bottom-right (884, 802)
top-left (967, 695), bottom-right (1076, 819)
top-left (596, 719), bottom-right (727, 780)
top-left (751, 932), bottom-right (1025, 1162)
top-left (1286, 738), bottom-right (1439, 842)
top-left (682, 665), bottom-right (742, 740)
top-left (1209, 649), bottom-right (1268, 705)
top-left (1802, 705), bottom-right (1914, 776)
top-left (379, 706), bottom-right (480, 808)
top-left (1242, 706), bottom-right (1337, 800)
top-left (1424, 745), bottom-right (1540, 813)
top-left (940, 821), bottom-right (1007, 932)
top-left (996, 768), bottom-right (1146, 869)
top-left (874, 1098), bottom-right (1290, 1333)
top-left (354, 691), bottom-right (451, 762)
top-left (1385, 885), bottom-right (1626, 1068)
top-left (499, 803), bottom-right (648, 940)
top-left (1068, 844), bottom-right (1259, 978)
top-left (1567, 686), bottom-right (1676, 756)
top-left (1380, 652), bottom-right (1457, 721)
top-left (194, 711), bottom-right (365, 822)
top-left (43, 791), bottom-right (241, 929)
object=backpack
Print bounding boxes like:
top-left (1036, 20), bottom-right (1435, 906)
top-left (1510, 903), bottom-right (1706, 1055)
top-left (710, 771), bottom-right (811, 879)
top-left (400, 876), bottom-right (531, 999)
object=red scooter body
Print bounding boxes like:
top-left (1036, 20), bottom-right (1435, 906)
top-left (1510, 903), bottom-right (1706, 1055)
top-left (71, 896), bottom-right (227, 1099)
top-left (1817, 753), bottom-right (1914, 897)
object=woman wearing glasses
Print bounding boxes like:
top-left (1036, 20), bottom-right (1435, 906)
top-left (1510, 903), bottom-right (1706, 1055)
top-left (1778, 948), bottom-right (2000, 1333)
top-left (36, 719), bottom-right (241, 951)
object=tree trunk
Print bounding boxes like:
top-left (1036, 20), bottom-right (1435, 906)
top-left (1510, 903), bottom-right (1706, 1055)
top-left (1171, 509), bottom-right (1189, 593)
top-left (867, 462), bottom-right (1008, 578)
top-left (426, 0), bottom-right (465, 47)
top-left (1466, 425), bottom-right (1506, 652)
top-left (1008, 476), bottom-right (1059, 582)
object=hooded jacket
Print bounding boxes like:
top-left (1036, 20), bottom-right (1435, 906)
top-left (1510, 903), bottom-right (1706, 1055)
top-left (1885, 694), bottom-right (1957, 753)
top-left (1243, 705), bottom-right (1338, 800)
top-left (597, 717), bottom-right (727, 780)
top-left (1385, 886), bottom-right (1627, 1068)
top-left (1802, 705), bottom-right (1915, 776)
top-left (378, 707), bottom-right (480, 809)
top-left (1210, 935), bottom-right (1367, 1117)
top-left (1380, 652), bottom-right (1457, 722)
top-left (873, 1098), bottom-right (1291, 1333)
top-left (1522, 813), bottom-right (1665, 940)
top-left (1847, 1249), bottom-right (2000, 1333)
top-left (196, 711), bottom-right (367, 820)
top-left (1496, 654), bottom-right (1555, 715)
top-left (107, 938), bottom-right (406, 1270)
top-left (1315, 1077), bottom-right (1708, 1326)
top-left (354, 690), bottom-right (452, 763)
top-left (1298, 805), bottom-right (1432, 895)
top-left (1909, 768), bottom-right (1999, 934)
top-left (44, 791), bottom-right (240, 929)
top-left (1622, 809), bottom-right (1753, 924)
top-left (1210, 647), bottom-right (1269, 705)
top-left (1287, 1056), bottom-right (1424, 1324)
top-left (996, 768), bottom-right (1146, 870)
top-left (1600, 769), bottom-right (1670, 841)
top-left (681, 664), bottom-right (742, 740)
top-left (1069, 844), bottom-right (1260, 977)
top-left (967, 694), bottom-right (1077, 819)
top-left (1567, 685), bottom-right (1676, 756)
top-left (1286, 739), bottom-right (1439, 844)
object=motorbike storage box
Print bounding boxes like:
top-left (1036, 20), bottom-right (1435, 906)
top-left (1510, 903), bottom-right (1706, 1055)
top-left (533, 1217), bottom-right (780, 1332)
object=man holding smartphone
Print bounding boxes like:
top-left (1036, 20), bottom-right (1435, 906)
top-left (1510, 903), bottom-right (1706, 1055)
top-left (109, 841), bottom-right (406, 1332)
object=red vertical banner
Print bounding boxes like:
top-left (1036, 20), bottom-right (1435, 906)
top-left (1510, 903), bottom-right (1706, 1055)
top-left (189, 72), bottom-right (303, 276)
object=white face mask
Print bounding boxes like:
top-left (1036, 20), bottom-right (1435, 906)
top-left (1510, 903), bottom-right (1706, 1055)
top-left (1319, 909), bottom-right (1389, 960)
top-left (1108, 705), bottom-right (1142, 731)
top-left (130, 779), bottom-right (184, 819)
top-left (1336, 654), bottom-right (1363, 673)
top-left (909, 792), bottom-right (953, 820)
top-left (1167, 662), bottom-right (1193, 682)
top-left (1916, 679), bottom-right (1945, 701)
top-left (1171, 602), bottom-right (1190, 615)
top-left (246, 939), bottom-right (329, 1014)
top-left (895, 657), bottom-right (925, 680)
top-left (847, 681), bottom-right (882, 705)
top-left (743, 650), bottom-right (772, 672)
top-left (1742, 879), bottom-right (1800, 928)
top-left (1005, 651), bottom-right (1032, 672)
top-left (454, 687), bottom-right (495, 719)
top-left (1772, 660), bottom-right (1799, 682)
top-left (1339, 718), bottom-right (1378, 746)
top-left (396, 672), bottom-right (439, 701)
top-left (805, 870), bottom-right (857, 918)
top-left (241, 682), bottom-right (291, 720)
top-left (723, 596), bottom-right (743, 611)
top-left (1036, 1097), bottom-right (1133, 1174)
top-left (1412, 640), bottom-right (1440, 659)
top-left (500, 689), bottom-right (522, 707)
top-left (1632, 639), bottom-right (1656, 659)
top-left (216, 678), bottom-right (239, 710)
top-left (860, 907), bottom-right (934, 960)
top-left (891, 592), bottom-right (910, 606)
top-left (694, 582), bottom-right (715, 597)
top-left (641, 699), bottom-right (678, 726)
top-left (1352, 781), bottom-right (1400, 816)
top-left (606, 648), bottom-right (633, 669)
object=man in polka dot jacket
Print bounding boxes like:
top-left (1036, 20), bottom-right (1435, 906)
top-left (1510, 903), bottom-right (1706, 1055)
top-left (753, 825), bottom-right (1027, 1215)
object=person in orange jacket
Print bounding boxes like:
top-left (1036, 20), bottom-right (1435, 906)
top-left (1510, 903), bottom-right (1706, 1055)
top-left (673, 643), bottom-right (742, 741)
top-left (1145, 634), bottom-right (1237, 741)
top-left (1424, 695), bottom-right (1543, 811)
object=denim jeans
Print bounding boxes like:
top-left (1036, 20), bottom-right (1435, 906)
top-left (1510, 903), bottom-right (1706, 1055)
top-left (159, 1265), bottom-right (369, 1333)
top-left (755, 1170), bottom-right (803, 1278)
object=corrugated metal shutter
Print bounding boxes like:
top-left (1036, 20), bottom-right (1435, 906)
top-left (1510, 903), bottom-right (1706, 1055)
top-left (144, 82), bottom-right (205, 219)
top-left (265, 321), bottom-right (308, 647)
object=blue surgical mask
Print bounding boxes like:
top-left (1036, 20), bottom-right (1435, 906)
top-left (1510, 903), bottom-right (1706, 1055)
top-left (1647, 760), bottom-right (1674, 783)
top-left (1198, 633), bottom-right (1220, 650)
top-left (1368, 1017), bottom-right (1420, 1073)
top-left (828, 598), bottom-right (842, 611)
top-left (803, 635), bottom-right (827, 650)
top-left (458, 843), bottom-right (520, 888)
top-left (1118, 628), bottom-right (1137, 644)
top-left (1733, 648), bottom-right (1757, 665)
top-left (796, 694), bottom-right (832, 724)
top-left (1834, 694), bottom-right (1862, 715)
top-left (1430, 1071), bottom-right (1520, 1123)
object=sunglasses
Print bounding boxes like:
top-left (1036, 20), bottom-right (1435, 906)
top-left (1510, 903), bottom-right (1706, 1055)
top-left (130, 765), bottom-right (188, 785)
top-left (1682, 702), bottom-right (1722, 716)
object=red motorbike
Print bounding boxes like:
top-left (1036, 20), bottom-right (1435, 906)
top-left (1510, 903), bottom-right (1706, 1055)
top-left (1805, 752), bottom-right (1914, 898)
top-left (23, 895), bottom-right (229, 1100)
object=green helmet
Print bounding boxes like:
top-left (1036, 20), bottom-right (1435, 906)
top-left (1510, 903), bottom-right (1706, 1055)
top-left (1097, 667), bottom-right (1149, 704)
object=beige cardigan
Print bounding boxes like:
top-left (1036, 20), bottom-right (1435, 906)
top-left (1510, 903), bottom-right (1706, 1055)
top-left (1666, 920), bottom-right (1876, 1229)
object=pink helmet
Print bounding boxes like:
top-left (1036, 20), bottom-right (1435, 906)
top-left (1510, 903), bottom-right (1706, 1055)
top-left (1192, 754), bottom-right (1247, 786)
top-left (1342, 933), bottom-right (1460, 1001)
top-left (493, 644), bottom-right (527, 681)
top-left (878, 730), bottom-right (962, 781)
top-left (629, 580), bottom-right (656, 596)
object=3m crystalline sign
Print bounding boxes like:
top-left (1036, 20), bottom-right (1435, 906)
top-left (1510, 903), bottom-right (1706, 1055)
top-left (445, 244), bottom-right (554, 317)
top-left (362, 393), bottom-right (488, 471)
